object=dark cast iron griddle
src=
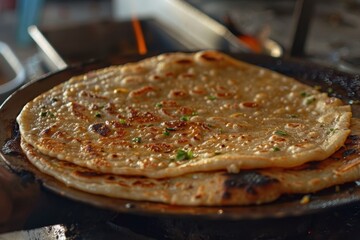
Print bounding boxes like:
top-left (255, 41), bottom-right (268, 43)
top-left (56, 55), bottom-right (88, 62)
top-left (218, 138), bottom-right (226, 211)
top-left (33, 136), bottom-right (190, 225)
top-left (0, 53), bottom-right (360, 221)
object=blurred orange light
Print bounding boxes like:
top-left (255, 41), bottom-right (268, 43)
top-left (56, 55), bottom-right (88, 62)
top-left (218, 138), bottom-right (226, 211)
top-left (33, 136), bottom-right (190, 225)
top-left (132, 16), bottom-right (147, 55)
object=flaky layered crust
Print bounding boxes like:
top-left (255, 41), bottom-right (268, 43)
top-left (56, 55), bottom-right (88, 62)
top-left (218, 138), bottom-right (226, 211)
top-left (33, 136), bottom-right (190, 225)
top-left (19, 119), bottom-right (360, 206)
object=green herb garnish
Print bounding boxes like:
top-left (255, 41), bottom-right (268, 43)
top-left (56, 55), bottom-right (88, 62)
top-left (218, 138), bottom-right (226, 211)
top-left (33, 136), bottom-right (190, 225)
top-left (132, 137), bottom-right (142, 143)
top-left (207, 95), bottom-right (217, 101)
top-left (119, 119), bottom-right (127, 124)
top-left (155, 103), bottom-right (163, 108)
top-left (274, 130), bottom-right (288, 136)
top-left (40, 111), bottom-right (55, 118)
top-left (95, 112), bottom-right (102, 118)
top-left (326, 128), bottom-right (338, 135)
top-left (180, 115), bottom-right (190, 121)
top-left (163, 127), bottom-right (175, 136)
top-left (288, 114), bottom-right (299, 118)
top-left (176, 149), bottom-right (193, 161)
top-left (306, 97), bottom-right (316, 105)
top-left (272, 147), bottom-right (281, 152)
top-left (301, 92), bottom-right (310, 97)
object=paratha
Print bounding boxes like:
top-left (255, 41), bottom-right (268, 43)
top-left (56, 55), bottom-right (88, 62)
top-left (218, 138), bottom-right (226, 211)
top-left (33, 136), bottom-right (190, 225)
top-left (20, 119), bottom-right (360, 206)
top-left (17, 51), bottom-right (352, 178)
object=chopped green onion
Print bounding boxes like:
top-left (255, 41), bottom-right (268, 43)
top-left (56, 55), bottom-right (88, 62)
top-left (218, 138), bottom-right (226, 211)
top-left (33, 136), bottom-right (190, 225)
top-left (176, 149), bottom-right (193, 161)
top-left (40, 111), bottom-right (55, 118)
top-left (155, 103), bottom-right (163, 108)
top-left (326, 128), bottom-right (338, 135)
top-left (132, 137), bottom-right (142, 143)
top-left (207, 95), bottom-right (217, 101)
top-left (274, 130), bottom-right (288, 136)
top-left (180, 115), bottom-right (190, 121)
top-left (288, 114), bottom-right (299, 118)
top-left (306, 97), bottom-right (316, 105)
top-left (166, 127), bottom-right (176, 131)
top-left (95, 112), bottom-right (102, 118)
top-left (300, 92), bottom-right (310, 97)
top-left (272, 147), bottom-right (281, 152)
top-left (119, 119), bottom-right (127, 124)
top-left (163, 130), bottom-right (170, 136)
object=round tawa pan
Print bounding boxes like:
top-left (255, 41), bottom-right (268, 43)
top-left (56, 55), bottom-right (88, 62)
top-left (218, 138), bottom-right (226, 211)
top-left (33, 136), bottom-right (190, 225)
top-left (0, 52), bottom-right (360, 220)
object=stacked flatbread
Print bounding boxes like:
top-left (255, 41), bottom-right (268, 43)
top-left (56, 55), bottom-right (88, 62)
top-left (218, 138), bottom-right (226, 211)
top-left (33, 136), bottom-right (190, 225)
top-left (17, 51), bottom-right (359, 206)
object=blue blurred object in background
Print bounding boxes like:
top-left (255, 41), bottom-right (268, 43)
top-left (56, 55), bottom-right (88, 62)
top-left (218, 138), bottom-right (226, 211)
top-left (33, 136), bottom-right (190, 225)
top-left (17, 0), bottom-right (44, 46)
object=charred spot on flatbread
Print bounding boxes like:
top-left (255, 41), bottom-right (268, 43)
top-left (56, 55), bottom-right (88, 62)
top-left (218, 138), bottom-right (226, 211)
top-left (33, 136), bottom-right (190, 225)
top-left (89, 123), bottom-right (111, 137)
top-left (223, 171), bottom-right (280, 198)
top-left (342, 149), bottom-right (357, 158)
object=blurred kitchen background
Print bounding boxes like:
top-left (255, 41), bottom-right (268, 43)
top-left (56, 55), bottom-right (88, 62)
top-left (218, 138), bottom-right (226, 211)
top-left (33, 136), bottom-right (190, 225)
top-left (0, 0), bottom-right (359, 102)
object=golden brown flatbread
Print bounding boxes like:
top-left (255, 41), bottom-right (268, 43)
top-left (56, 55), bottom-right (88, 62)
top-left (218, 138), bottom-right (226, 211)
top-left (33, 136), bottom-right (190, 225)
top-left (16, 51), bottom-right (351, 178)
top-left (20, 119), bottom-right (360, 206)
